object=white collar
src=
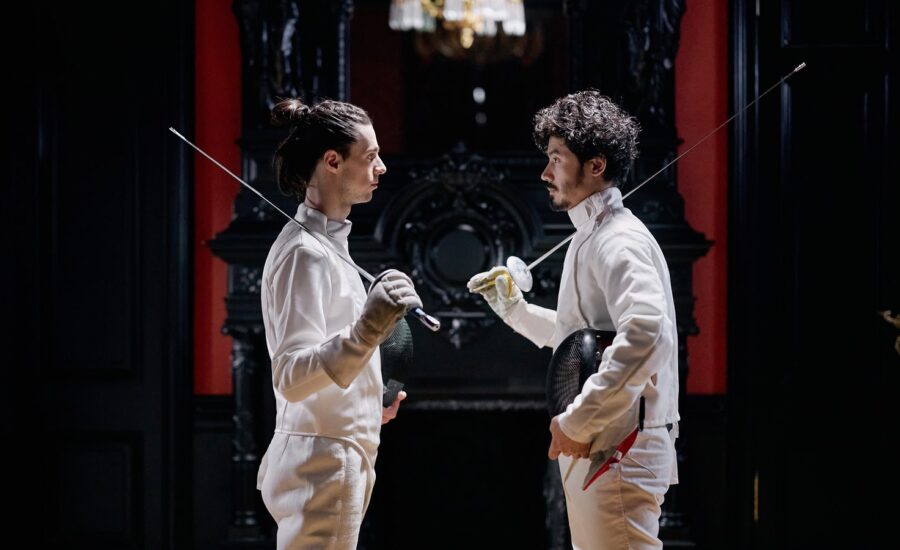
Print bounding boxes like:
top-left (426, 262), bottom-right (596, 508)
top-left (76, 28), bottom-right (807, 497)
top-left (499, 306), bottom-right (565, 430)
top-left (567, 186), bottom-right (624, 231)
top-left (294, 202), bottom-right (353, 240)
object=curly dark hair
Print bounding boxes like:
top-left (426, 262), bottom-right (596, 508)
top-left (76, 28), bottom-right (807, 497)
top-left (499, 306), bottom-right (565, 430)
top-left (532, 91), bottom-right (640, 184)
top-left (271, 98), bottom-right (372, 201)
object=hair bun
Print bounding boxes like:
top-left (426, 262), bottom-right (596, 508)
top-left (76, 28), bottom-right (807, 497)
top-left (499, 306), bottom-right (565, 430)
top-left (271, 98), bottom-right (311, 128)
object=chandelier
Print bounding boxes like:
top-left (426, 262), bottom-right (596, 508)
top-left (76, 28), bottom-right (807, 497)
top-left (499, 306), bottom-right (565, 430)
top-left (389, 0), bottom-right (526, 49)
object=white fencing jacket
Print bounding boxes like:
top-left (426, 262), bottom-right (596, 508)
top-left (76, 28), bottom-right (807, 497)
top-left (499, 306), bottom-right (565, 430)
top-left (507, 187), bottom-right (680, 454)
top-left (257, 202), bottom-right (382, 490)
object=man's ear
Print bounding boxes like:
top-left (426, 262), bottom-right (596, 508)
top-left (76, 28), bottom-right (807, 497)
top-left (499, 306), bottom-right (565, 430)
top-left (588, 156), bottom-right (607, 178)
top-left (322, 150), bottom-right (341, 173)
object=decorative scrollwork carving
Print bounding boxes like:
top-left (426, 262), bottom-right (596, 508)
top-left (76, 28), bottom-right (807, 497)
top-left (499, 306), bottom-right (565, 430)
top-left (234, 266), bottom-right (263, 294)
top-left (444, 313), bottom-right (498, 350)
top-left (624, 0), bottom-right (686, 128)
top-left (234, 0), bottom-right (354, 124)
top-left (375, 152), bottom-right (541, 347)
top-left (250, 198), bottom-right (278, 222)
top-left (532, 264), bottom-right (563, 295)
top-left (230, 334), bottom-right (259, 456)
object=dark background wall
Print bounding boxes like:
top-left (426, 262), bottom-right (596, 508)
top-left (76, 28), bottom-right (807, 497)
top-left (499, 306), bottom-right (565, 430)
top-left (3, 0), bottom-right (194, 547)
top-left (728, 0), bottom-right (899, 547)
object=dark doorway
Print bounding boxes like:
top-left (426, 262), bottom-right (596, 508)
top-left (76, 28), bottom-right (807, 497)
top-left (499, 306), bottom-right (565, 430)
top-left (729, 1), bottom-right (899, 547)
top-left (3, 1), bottom-right (194, 547)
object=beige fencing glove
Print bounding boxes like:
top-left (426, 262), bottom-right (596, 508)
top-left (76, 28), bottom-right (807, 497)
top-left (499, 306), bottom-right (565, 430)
top-left (357, 270), bottom-right (422, 346)
top-left (467, 266), bottom-right (556, 348)
top-left (467, 266), bottom-right (523, 321)
top-left (323, 269), bottom-right (423, 389)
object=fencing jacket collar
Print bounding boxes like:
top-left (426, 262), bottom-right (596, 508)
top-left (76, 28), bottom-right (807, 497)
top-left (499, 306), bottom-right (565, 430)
top-left (567, 186), bottom-right (624, 230)
top-left (295, 201), bottom-right (353, 241)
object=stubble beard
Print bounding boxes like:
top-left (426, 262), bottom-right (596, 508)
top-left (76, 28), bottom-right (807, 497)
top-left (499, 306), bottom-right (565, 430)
top-left (548, 169), bottom-right (585, 212)
top-left (549, 195), bottom-right (569, 212)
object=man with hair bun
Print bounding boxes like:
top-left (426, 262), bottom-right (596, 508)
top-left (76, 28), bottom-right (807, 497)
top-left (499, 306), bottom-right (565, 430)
top-left (469, 91), bottom-right (680, 549)
top-left (256, 97), bottom-right (421, 549)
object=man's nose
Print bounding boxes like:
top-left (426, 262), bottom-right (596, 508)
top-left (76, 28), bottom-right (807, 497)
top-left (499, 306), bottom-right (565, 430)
top-left (541, 165), bottom-right (553, 182)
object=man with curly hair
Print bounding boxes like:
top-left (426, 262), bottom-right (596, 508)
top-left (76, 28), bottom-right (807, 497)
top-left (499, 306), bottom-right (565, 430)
top-left (469, 91), bottom-right (679, 549)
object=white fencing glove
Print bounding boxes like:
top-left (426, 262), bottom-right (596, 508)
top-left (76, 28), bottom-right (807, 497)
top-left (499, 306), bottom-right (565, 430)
top-left (467, 266), bottom-right (556, 348)
top-left (322, 269), bottom-right (422, 389)
top-left (467, 266), bottom-right (523, 322)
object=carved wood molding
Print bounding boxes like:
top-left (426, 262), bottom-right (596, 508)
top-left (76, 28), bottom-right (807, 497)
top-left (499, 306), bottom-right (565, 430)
top-left (374, 151), bottom-right (544, 348)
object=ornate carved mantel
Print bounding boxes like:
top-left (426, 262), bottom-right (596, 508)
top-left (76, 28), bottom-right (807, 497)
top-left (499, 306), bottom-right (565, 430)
top-left (373, 150), bottom-right (543, 349)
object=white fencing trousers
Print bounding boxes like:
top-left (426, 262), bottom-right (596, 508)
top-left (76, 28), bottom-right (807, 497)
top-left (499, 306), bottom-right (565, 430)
top-left (558, 426), bottom-right (678, 550)
top-left (259, 432), bottom-right (375, 550)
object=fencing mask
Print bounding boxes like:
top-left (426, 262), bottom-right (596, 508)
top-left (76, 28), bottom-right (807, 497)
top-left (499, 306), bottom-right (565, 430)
top-left (547, 328), bottom-right (640, 490)
top-left (546, 329), bottom-right (613, 418)
top-left (379, 317), bottom-right (413, 408)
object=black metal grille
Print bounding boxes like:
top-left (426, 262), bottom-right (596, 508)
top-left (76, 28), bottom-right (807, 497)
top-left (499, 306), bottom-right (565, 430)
top-left (380, 317), bottom-right (414, 407)
top-left (546, 329), bottom-right (615, 417)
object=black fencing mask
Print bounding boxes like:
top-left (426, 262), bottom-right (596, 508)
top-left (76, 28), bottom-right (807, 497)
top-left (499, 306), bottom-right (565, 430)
top-left (548, 328), bottom-right (645, 491)
top-left (546, 329), bottom-right (615, 417)
top-left (379, 317), bottom-right (413, 407)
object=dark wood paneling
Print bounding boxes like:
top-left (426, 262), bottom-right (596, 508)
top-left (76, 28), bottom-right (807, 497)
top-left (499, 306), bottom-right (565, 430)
top-left (192, 396), bottom-right (238, 549)
top-left (678, 396), bottom-right (728, 549)
top-left (3, 1), bottom-right (194, 547)
top-left (54, 433), bottom-right (143, 543)
top-left (363, 408), bottom-right (550, 550)
top-left (730, 1), bottom-right (898, 547)
top-left (783, 0), bottom-right (883, 46)
top-left (48, 56), bottom-right (139, 376)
